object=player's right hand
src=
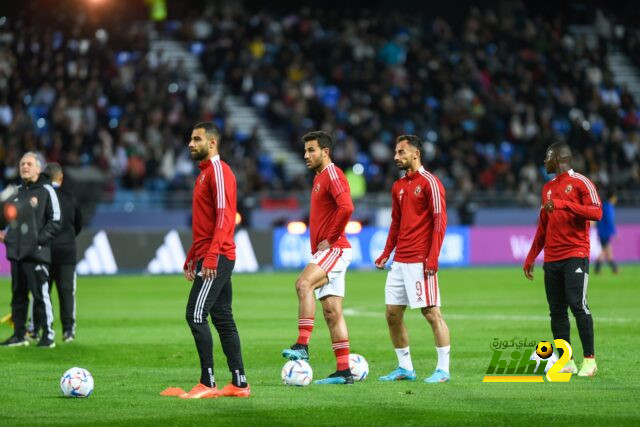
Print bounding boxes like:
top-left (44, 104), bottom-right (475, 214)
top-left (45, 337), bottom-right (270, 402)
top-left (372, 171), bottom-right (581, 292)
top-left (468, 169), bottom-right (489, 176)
top-left (317, 239), bottom-right (330, 252)
top-left (183, 268), bottom-right (195, 282)
top-left (375, 254), bottom-right (388, 269)
top-left (183, 259), bottom-right (195, 282)
top-left (523, 263), bottom-right (534, 281)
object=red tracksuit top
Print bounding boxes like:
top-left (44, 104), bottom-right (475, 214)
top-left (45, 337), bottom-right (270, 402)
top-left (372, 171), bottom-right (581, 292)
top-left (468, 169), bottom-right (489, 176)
top-left (309, 163), bottom-right (354, 254)
top-left (186, 155), bottom-right (236, 269)
top-left (525, 169), bottom-right (602, 265)
top-left (381, 166), bottom-right (447, 268)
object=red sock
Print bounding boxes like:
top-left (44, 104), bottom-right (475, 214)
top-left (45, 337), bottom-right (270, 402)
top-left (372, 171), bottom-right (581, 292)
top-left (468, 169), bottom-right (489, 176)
top-left (332, 340), bottom-right (350, 371)
top-left (296, 317), bottom-right (314, 345)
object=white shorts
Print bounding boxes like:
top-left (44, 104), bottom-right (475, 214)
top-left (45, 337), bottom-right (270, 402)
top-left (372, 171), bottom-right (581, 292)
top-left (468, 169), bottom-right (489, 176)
top-left (385, 261), bottom-right (440, 309)
top-left (310, 248), bottom-right (352, 299)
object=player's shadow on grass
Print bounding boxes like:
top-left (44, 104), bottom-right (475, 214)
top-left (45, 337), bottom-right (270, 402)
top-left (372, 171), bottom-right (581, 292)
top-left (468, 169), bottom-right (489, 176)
top-left (50, 396), bottom-right (92, 400)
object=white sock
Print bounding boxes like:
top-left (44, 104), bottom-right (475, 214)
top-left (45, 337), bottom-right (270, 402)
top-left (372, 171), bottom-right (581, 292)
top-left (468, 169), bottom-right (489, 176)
top-left (436, 345), bottom-right (450, 374)
top-left (395, 347), bottom-right (413, 371)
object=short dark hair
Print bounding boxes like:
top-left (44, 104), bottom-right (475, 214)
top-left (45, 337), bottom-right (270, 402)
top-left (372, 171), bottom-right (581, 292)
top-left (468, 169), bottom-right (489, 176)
top-left (547, 142), bottom-right (572, 160)
top-left (193, 122), bottom-right (221, 142)
top-left (43, 162), bottom-right (63, 180)
top-left (396, 134), bottom-right (422, 150)
top-left (396, 135), bottom-right (423, 160)
top-left (302, 130), bottom-right (333, 151)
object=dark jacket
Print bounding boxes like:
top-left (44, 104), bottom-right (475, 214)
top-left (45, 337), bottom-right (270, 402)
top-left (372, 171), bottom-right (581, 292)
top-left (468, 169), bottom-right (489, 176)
top-left (51, 185), bottom-right (82, 265)
top-left (4, 175), bottom-right (62, 263)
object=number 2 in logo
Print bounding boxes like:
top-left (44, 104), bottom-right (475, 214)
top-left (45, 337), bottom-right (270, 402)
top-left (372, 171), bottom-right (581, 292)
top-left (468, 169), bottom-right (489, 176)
top-left (546, 339), bottom-right (573, 382)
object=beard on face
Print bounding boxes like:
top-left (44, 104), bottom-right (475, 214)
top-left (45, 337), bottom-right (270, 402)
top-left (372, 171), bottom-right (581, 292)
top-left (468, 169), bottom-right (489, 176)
top-left (395, 160), bottom-right (409, 170)
top-left (190, 146), bottom-right (208, 161)
top-left (306, 157), bottom-right (320, 170)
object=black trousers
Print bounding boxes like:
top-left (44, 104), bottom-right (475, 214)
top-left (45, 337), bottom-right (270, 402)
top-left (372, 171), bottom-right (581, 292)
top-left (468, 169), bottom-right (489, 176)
top-left (11, 260), bottom-right (55, 340)
top-left (543, 257), bottom-right (594, 357)
top-left (185, 256), bottom-right (244, 385)
top-left (49, 264), bottom-right (76, 335)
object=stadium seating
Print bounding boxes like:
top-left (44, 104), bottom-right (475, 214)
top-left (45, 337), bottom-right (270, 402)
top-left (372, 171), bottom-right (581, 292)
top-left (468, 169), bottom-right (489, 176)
top-left (1, 5), bottom-right (639, 211)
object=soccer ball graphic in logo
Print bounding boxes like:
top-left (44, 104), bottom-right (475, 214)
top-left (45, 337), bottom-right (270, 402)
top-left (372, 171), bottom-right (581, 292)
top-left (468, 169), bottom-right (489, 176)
top-left (536, 341), bottom-right (553, 359)
top-left (281, 360), bottom-right (313, 386)
top-left (60, 367), bottom-right (94, 398)
top-left (530, 342), bottom-right (559, 373)
top-left (349, 353), bottom-right (369, 381)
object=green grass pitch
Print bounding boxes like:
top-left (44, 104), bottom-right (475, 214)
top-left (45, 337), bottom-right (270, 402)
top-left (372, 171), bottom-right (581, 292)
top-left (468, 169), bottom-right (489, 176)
top-left (1, 265), bottom-right (639, 426)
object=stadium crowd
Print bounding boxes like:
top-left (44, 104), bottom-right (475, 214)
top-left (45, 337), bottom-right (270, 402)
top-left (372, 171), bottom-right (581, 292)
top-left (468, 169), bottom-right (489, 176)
top-left (210, 6), bottom-right (640, 204)
top-left (1, 3), bottom-right (639, 207)
top-left (0, 6), bottom-right (265, 203)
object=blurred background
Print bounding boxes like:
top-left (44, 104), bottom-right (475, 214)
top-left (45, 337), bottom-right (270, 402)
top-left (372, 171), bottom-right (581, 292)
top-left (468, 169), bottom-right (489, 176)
top-left (1, 0), bottom-right (639, 273)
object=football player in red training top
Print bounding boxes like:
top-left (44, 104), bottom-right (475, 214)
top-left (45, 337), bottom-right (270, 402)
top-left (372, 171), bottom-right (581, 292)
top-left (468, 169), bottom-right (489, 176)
top-left (179, 122), bottom-right (250, 399)
top-left (524, 142), bottom-right (602, 377)
top-left (282, 131), bottom-right (356, 385)
top-left (375, 135), bottom-right (451, 384)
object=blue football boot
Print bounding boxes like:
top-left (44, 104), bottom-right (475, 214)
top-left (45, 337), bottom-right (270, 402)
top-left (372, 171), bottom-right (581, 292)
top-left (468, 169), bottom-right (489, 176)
top-left (424, 369), bottom-right (450, 383)
top-left (282, 344), bottom-right (310, 361)
top-left (314, 370), bottom-right (354, 385)
top-left (378, 367), bottom-right (417, 381)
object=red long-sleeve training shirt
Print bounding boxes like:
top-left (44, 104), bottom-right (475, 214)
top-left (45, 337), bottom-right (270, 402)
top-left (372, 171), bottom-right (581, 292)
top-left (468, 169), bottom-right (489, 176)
top-left (381, 166), bottom-right (447, 270)
top-left (309, 163), bottom-right (354, 254)
top-left (525, 169), bottom-right (602, 265)
top-left (185, 155), bottom-right (237, 269)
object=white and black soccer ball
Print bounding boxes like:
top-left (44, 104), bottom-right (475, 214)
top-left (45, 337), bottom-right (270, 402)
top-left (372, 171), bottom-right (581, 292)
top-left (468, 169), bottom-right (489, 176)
top-left (281, 360), bottom-right (313, 386)
top-left (60, 367), bottom-right (94, 398)
top-left (529, 350), bottom-right (559, 373)
top-left (349, 353), bottom-right (369, 381)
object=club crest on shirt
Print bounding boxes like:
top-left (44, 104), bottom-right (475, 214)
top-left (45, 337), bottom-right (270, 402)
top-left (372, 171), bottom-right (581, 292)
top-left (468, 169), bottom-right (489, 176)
top-left (564, 184), bottom-right (573, 194)
top-left (414, 185), bottom-right (422, 196)
top-left (30, 197), bottom-right (38, 208)
top-left (314, 183), bottom-right (321, 192)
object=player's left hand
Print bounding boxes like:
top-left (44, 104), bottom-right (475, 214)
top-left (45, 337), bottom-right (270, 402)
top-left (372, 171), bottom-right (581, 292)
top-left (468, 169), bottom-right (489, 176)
top-left (523, 263), bottom-right (534, 280)
top-left (424, 258), bottom-right (437, 276)
top-left (0, 230), bottom-right (5, 243)
top-left (374, 255), bottom-right (389, 269)
top-left (544, 200), bottom-right (555, 212)
top-left (202, 267), bottom-right (217, 280)
top-left (317, 239), bottom-right (330, 251)
top-left (202, 253), bottom-right (219, 280)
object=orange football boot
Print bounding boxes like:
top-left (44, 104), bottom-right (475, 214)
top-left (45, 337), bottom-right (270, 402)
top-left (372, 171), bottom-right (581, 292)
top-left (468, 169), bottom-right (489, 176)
top-left (179, 383), bottom-right (221, 399)
top-left (219, 383), bottom-right (251, 397)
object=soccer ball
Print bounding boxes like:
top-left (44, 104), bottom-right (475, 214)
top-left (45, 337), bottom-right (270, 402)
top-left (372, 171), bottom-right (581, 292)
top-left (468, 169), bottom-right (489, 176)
top-left (535, 341), bottom-right (554, 359)
top-left (529, 349), bottom-right (559, 373)
top-left (281, 360), bottom-right (312, 386)
top-left (349, 353), bottom-right (369, 381)
top-left (60, 367), bottom-right (94, 398)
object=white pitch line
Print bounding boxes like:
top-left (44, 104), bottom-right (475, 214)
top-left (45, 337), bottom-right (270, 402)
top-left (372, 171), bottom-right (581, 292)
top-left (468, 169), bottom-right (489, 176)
top-left (343, 308), bottom-right (637, 324)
